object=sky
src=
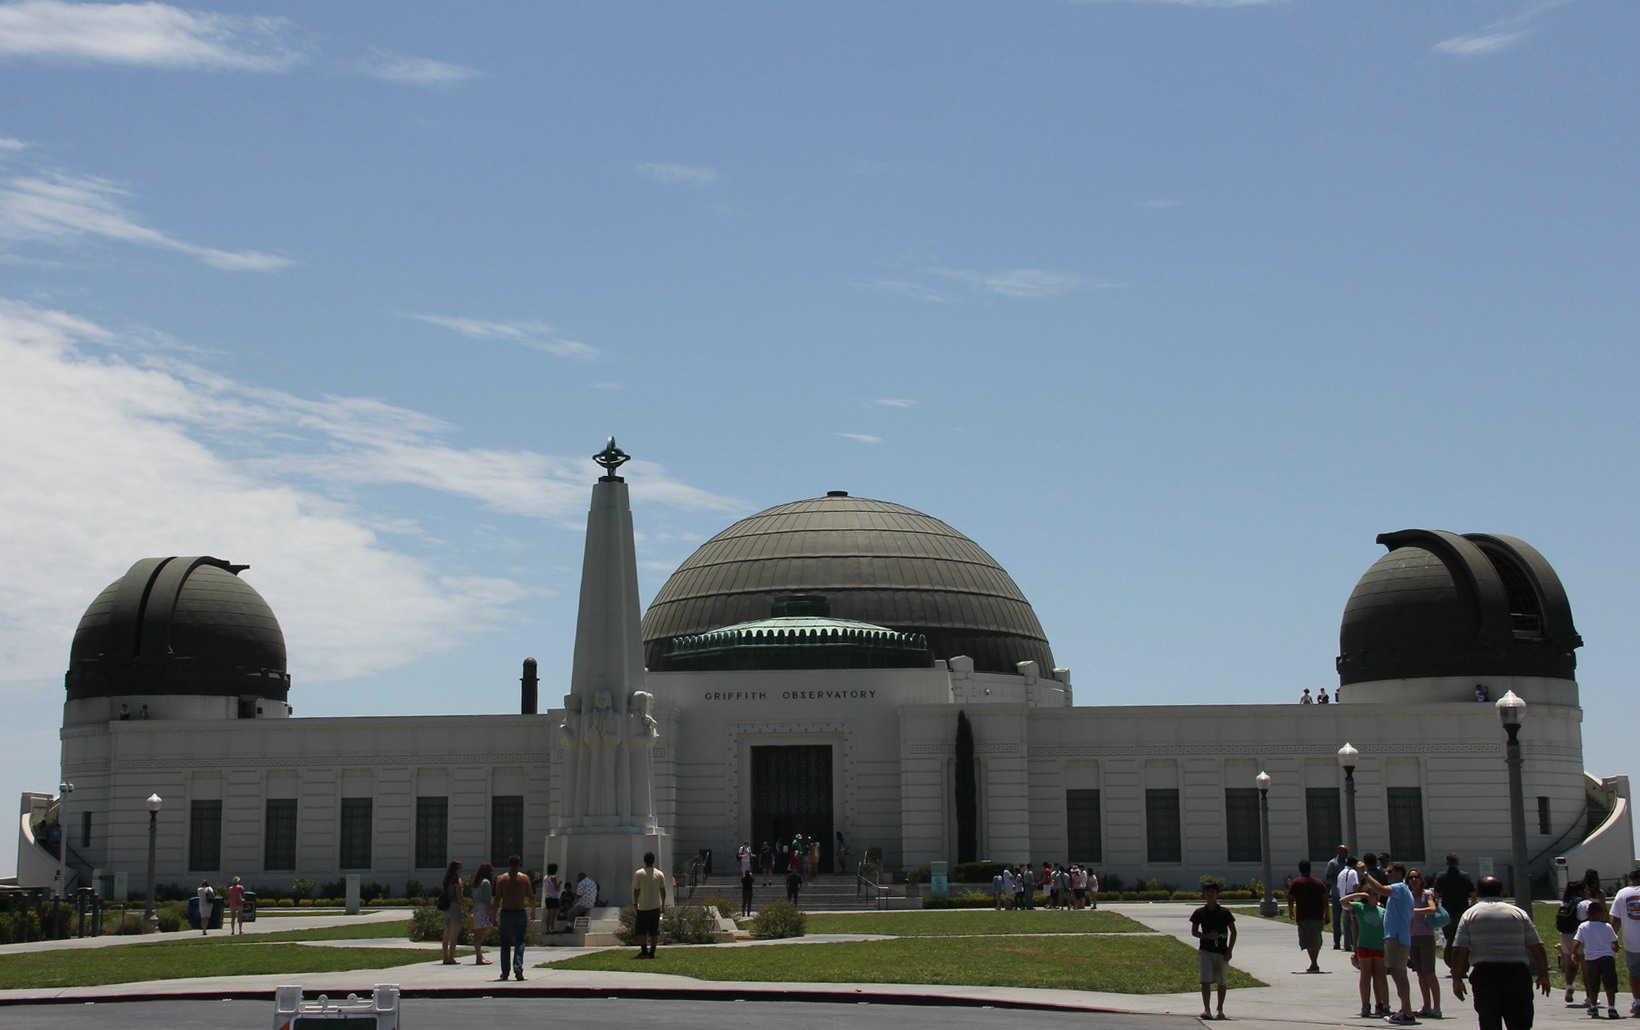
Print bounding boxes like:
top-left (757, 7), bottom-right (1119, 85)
top-left (1, 0), bottom-right (1636, 878)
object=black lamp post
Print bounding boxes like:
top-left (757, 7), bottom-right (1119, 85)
top-left (1257, 770), bottom-right (1277, 917)
top-left (1496, 691), bottom-right (1531, 913)
top-left (1337, 743), bottom-right (1359, 853)
top-left (144, 793), bottom-right (161, 933)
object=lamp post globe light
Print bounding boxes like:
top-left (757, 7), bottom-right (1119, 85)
top-left (1256, 770), bottom-right (1277, 917)
top-left (1496, 690), bottom-right (1532, 913)
top-left (1337, 743), bottom-right (1359, 853)
top-left (144, 793), bottom-right (162, 933)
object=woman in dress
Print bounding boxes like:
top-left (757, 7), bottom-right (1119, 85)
top-left (440, 860), bottom-right (465, 965)
top-left (468, 862), bottom-right (494, 965)
top-left (226, 876), bottom-right (245, 935)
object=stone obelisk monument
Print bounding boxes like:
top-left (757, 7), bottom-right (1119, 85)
top-left (544, 439), bottom-right (669, 941)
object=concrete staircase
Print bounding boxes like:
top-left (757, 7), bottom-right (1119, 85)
top-left (679, 873), bottom-right (914, 912)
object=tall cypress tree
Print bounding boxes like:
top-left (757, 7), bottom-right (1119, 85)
top-left (955, 709), bottom-right (977, 864)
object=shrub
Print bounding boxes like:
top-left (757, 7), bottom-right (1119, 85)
top-left (923, 891), bottom-right (996, 909)
top-left (277, 898), bottom-right (295, 907)
top-left (155, 908), bottom-right (183, 933)
top-left (698, 895), bottom-right (738, 919)
top-left (1099, 874), bottom-right (1124, 893)
top-left (292, 878), bottom-right (314, 902)
top-left (661, 905), bottom-right (717, 944)
top-left (115, 912), bottom-right (147, 934)
top-left (404, 879), bottom-right (422, 900)
top-left (318, 881), bottom-right (345, 899)
top-left (951, 861), bottom-right (1009, 883)
top-left (749, 900), bottom-right (805, 939)
top-left (905, 866), bottom-right (930, 885)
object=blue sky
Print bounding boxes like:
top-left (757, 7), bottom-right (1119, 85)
top-left (2, 0), bottom-right (1636, 876)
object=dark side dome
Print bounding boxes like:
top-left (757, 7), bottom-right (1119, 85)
top-left (642, 493), bottom-right (1055, 675)
top-left (1336, 531), bottom-right (1580, 687)
top-left (66, 556), bottom-right (290, 702)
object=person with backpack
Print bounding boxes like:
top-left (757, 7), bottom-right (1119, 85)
top-left (1558, 881), bottom-right (1593, 1003)
top-left (438, 860), bottom-right (465, 965)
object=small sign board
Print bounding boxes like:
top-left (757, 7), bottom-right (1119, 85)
top-left (275, 984), bottom-right (399, 1030)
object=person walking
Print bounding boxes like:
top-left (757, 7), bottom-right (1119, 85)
top-left (226, 876), bottom-right (245, 935)
top-left (632, 850), bottom-right (667, 959)
top-left (1449, 876), bottom-right (1551, 1030)
top-left (469, 862), bottom-right (494, 966)
top-left (1610, 867), bottom-right (1640, 1018)
top-left (494, 854), bottom-right (535, 981)
top-left (438, 861), bottom-right (464, 964)
top-left (1288, 859), bottom-right (1330, 973)
top-left (1573, 899), bottom-right (1622, 1019)
top-left (1434, 852), bottom-right (1477, 960)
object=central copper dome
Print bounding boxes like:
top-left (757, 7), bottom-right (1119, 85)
top-left (642, 492), bottom-right (1055, 675)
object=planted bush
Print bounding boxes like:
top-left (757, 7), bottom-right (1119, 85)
top-left (749, 900), bottom-right (805, 939)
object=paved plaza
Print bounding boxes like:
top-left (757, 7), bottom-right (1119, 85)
top-left (0, 903), bottom-right (1625, 1030)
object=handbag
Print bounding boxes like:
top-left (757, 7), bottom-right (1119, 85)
top-left (1424, 901), bottom-right (1450, 930)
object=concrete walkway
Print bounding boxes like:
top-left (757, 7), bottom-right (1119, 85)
top-left (0, 902), bottom-right (1618, 1029)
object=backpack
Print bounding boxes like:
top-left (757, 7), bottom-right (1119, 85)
top-left (1555, 898), bottom-right (1581, 933)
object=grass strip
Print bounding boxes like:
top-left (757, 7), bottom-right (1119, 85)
top-left (545, 933), bottom-right (1265, 993)
top-left (0, 944), bottom-right (435, 990)
top-left (803, 909), bottom-right (1147, 936)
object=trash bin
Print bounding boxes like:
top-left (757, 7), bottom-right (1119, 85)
top-left (242, 890), bottom-right (257, 923)
top-left (187, 896), bottom-right (202, 930)
top-left (208, 896), bottom-right (225, 929)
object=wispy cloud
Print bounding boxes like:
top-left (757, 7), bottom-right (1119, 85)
top-left (1433, 1), bottom-right (1566, 57)
top-left (838, 433), bottom-right (882, 444)
top-left (852, 279), bottom-right (955, 303)
top-left (359, 48), bottom-right (480, 86)
top-left (0, 0), bottom-right (303, 70)
top-left (632, 162), bottom-right (718, 186)
top-left (0, 137), bottom-right (28, 153)
top-left (869, 398), bottom-right (915, 409)
top-left (411, 314), bottom-right (598, 360)
top-left (0, 161), bottom-right (292, 270)
top-left (0, 300), bottom-right (732, 687)
top-left (924, 267), bottom-right (1118, 298)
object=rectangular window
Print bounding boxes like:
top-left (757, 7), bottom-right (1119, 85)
top-left (415, 796), bottom-right (448, 869)
top-left (264, 799), bottom-right (297, 871)
top-left (1536, 796), bottom-right (1551, 835)
top-left (188, 800), bottom-right (222, 871)
top-left (1225, 788), bottom-right (1261, 863)
top-left (1386, 787), bottom-right (1425, 862)
top-left (1066, 789), bottom-right (1102, 863)
top-left (79, 810), bottom-right (91, 849)
top-left (339, 797), bottom-right (373, 869)
top-left (1145, 788), bottom-right (1181, 864)
top-left (490, 795), bottom-right (524, 867)
top-left (1306, 787), bottom-right (1342, 862)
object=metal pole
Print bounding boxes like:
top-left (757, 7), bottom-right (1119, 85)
top-left (1504, 724), bottom-right (1531, 914)
top-left (1343, 766), bottom-right (1358, 855)
top-left (144, 809), bottom-right (158, 932)
top-left (1258, 783), bottom-right (1277, 917)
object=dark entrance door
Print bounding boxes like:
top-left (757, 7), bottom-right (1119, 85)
top-left (751, 744), bottom-right (833, 874)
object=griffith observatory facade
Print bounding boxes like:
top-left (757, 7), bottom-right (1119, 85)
top-left (15, 449), bottom-right (1635, 900)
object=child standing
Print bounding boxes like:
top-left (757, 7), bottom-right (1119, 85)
top-left (1573, 899), bottom-right (1622, 1019)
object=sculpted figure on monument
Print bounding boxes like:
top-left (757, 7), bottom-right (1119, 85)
top-left (628, 690), bottom-right (658, 748)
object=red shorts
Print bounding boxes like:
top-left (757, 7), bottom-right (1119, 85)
top-left (1356, 947), bottom-right (1385, 959)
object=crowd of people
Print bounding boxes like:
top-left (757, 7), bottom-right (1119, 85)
top-left (1298, 846), bottom-right (1640, 1029)
top-left (989, 862), bottom-right (1100, 910)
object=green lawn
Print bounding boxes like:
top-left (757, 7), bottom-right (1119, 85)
top-left (0, 943), bottom-right (436, 990)
top-left (803, 909), bottom-right (1147, 936)
top-left (546, 933), bottom-right (1263, 993)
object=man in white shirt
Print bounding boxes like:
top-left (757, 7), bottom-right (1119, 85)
top-left (1338, 858), bottom-right (1361, 952)
top-left (1611, 867), bottom-right (1640, 1018)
